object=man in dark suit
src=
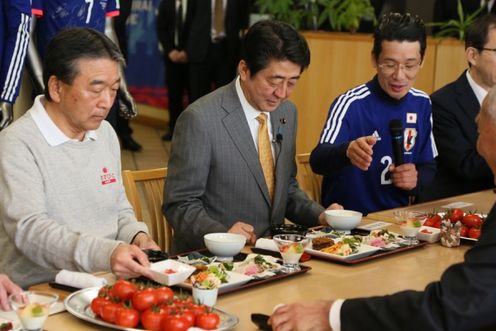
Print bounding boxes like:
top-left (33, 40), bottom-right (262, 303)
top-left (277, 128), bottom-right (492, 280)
top-left (186, 0), bottom-right (250, 102)
top-left (157, 0), bottom-right (191, 141)
top-left (163, 20), bottom-right (341, 254)
top-left (419, 15), bottom-right (495, 202)
top-left (269, 85), bottom-right (496, 331)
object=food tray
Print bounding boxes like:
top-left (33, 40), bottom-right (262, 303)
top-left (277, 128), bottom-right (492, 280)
top-left (170, 251), bottom-right (311, 295)
top-left (304, 228), bottom-right (426, 265)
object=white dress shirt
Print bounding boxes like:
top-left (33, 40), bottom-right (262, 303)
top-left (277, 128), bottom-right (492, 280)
top-left (235, 76), bottom-right (275, 160)
top-left (466, 70), bottom-right (488, 106)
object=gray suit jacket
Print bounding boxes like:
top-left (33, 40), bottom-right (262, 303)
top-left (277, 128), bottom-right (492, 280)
top-left (163, 80), bottom-right (324, 253)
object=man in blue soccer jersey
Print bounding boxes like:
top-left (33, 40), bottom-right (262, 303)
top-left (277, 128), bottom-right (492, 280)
top-left (28, 0), bottom-right (141, 150)
top-left (310, 13), bottom-right (437, 215)
top-left (0, 1), bottom-right (32, 130)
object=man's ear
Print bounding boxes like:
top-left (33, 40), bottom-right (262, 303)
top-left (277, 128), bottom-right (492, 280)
top-left (466, 47), bottom-right (478, 67)
top-left (47, 75), bottom-right (62, 102)
top-left (238, 60), bottom-right (249, 81)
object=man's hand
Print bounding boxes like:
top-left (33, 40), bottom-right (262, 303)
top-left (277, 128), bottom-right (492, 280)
top-left (132, 232), bottom-right (160, 250)
top-left (228, 222), bottom-right (257, 245)
top-left (390, 163), bottom-right (417, 191)
top-left (110, 244), bottom-right (155, 279)
top-left (117, 88), bottom-right (138, 119)
top-left (0, 101), bottom-right (14, 131)
top-left (269, 300), bottom-right (333, 331)
top-left (319, 203), bottom-right (344, 225)
top-left (0, 273), bottom-right (21, 311)
top-left (346, 136), bottom-right (377, 171)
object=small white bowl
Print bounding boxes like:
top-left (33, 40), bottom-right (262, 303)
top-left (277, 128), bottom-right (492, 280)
top-left (416, 226), bottom-right (440, 243)
top-left (149, 259), bottom-right (196, 286)
top-left (324, 210), bottom-right (362, 231)
top-left (204, 233), bottom-right (246, 260)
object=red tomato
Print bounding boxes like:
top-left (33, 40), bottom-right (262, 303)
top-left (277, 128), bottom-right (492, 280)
top-left (100, 301), bottom-right (121, 323)
top-left (179, 310), bottom-right (196, 329)
top-left (460, 225), bottom-right (469, 238)
top-left (462, 214), bottom-right (482, 228)
top-left (190, 304), bottom-right (207, 316)
top-left (132, 289), bottom-right (157, 311)
top-left (433, 219), bottom-right (442, 229)
top-left (196, 312), bottom-right (220, 330)
top-left (162, 315), bottom-right (189, 331)
top-left (90, 297), bottom-right (109, 317)
top-left (447, 208), bottom-right (464, 223)
top-left (141, 306), bottom-right (167, 331)
top-left (424, 214), bottom-right (441, 227)
top-left (110, 280), bottom-right (138, 301)
top-left (98, 286), bottom-right (111, 298)
top-left (469, 227), bottom-right (481, 239)
top-left (115, 306), bottom-right (139, 328)
top-left (153, 287), bottom-right (174, 305)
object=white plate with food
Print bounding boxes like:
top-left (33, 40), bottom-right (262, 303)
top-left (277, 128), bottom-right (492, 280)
top-left (178, 271), bottom-right (253, 294)
top-left (64, 287), bottom-right (239, 331)
top-left (306, 243), bottom-right (380, 261)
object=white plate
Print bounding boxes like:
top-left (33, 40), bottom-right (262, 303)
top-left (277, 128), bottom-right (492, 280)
top-left (306, 244), bottom-right (380, 261)
top-left (178, 271), bottom-right (253, 294)
top-left (64, 287), bottom-right (239, 331)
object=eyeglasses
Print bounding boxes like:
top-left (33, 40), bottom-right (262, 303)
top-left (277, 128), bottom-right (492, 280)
top-left (377, 62), bottom-right (422, 76)
top-left (478, 47), bottom-right (496, 53)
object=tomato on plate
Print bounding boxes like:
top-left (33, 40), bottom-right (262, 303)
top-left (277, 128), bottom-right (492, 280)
top-left (154, 286), bottom-right (174, 305)
top-left (141, 306), bottom-right (167, 331)
top-left (110, 280), bottom-right (138, 301)
top-left (100, 301), bottom-right (121, 323)
top-left (196, 311), bottom-right (221, 330)
top-left (162, 314), bottom-right (189, 331)
top-left (468, 227), bottom-right (481, 239)
top-left (115, 306), bottom-right (139, 328)
top-left (424, 214), bottom-right (441, 227)
top-left (460, 225), bottom-right (469, 238)
top-left (90, 296), bottom-right (109, 317)
top-left (132, 288), bottom-right (157, 311)
top-left (462, 214), bottom-right (482, 228)
top-left (446, 208), bottom-right (464, 223)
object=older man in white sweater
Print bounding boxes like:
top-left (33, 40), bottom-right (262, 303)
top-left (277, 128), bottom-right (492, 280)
top-left (0, 28), bottom-right (159, 288)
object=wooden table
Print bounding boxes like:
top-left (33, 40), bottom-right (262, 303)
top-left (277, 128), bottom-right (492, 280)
top-left (37, 190), bottom-right (495, 330)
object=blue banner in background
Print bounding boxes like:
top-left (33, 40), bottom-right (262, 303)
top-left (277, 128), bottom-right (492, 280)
top-left (126, 0), bottom-right (167, 109)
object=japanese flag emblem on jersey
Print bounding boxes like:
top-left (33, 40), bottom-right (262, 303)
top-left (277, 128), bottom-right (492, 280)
top-left (406, 113), bottom-right (417, 123)
top-left (404, 128), bottom-right (417, 152)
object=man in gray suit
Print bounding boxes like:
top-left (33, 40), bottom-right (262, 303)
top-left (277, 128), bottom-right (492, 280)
top-left (163, 20), bottom-right (341, 253)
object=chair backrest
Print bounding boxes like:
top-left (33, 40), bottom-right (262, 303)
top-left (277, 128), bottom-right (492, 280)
top-left (122, 167), bottom-right (172, 252)
top-left (296, 153), bottom-right (323, 204)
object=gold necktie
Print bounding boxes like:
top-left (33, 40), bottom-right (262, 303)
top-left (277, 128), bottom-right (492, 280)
top-left (214, 0), bottom-right (225, 35)
top-left (256, 113), bottom-right (275, 201)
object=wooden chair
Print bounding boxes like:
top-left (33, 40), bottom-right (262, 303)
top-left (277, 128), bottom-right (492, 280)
top-left (296, 153), bottom-right (323, 204)
top-left (122, 167), bottom-right (172, 252)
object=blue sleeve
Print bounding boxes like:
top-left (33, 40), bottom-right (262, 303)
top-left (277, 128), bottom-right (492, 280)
top-left (0, 1), bottom-right (31, 103)
top-left (310, 96), bottom-right (355, 175)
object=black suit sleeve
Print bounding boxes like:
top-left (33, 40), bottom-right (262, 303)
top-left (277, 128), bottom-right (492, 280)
top-left (341, 203), bottom-right (496, 331)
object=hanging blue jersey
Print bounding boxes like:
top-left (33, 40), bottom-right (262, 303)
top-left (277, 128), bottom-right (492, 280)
top-left (32, 0), bottom-right (120, 58)
top-left (313, 77), bottom-right (438, 215)
top-left (0, 1), bottom-right (31, 103)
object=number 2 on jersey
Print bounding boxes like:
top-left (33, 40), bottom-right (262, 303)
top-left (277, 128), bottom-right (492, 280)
top-left (380, 155), bottom-right (392, 185)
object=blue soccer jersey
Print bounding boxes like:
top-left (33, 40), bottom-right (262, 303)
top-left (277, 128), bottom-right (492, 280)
top-left (0, 1), bottom-right (31, 104)
top-left (311, 77), bottom-right (438, 215)
top-left (32, 0), bottom-right (120, 58)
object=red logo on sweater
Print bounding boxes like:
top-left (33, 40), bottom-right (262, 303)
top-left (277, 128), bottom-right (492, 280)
top-left (101, 167), bottom-right (117, 185)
